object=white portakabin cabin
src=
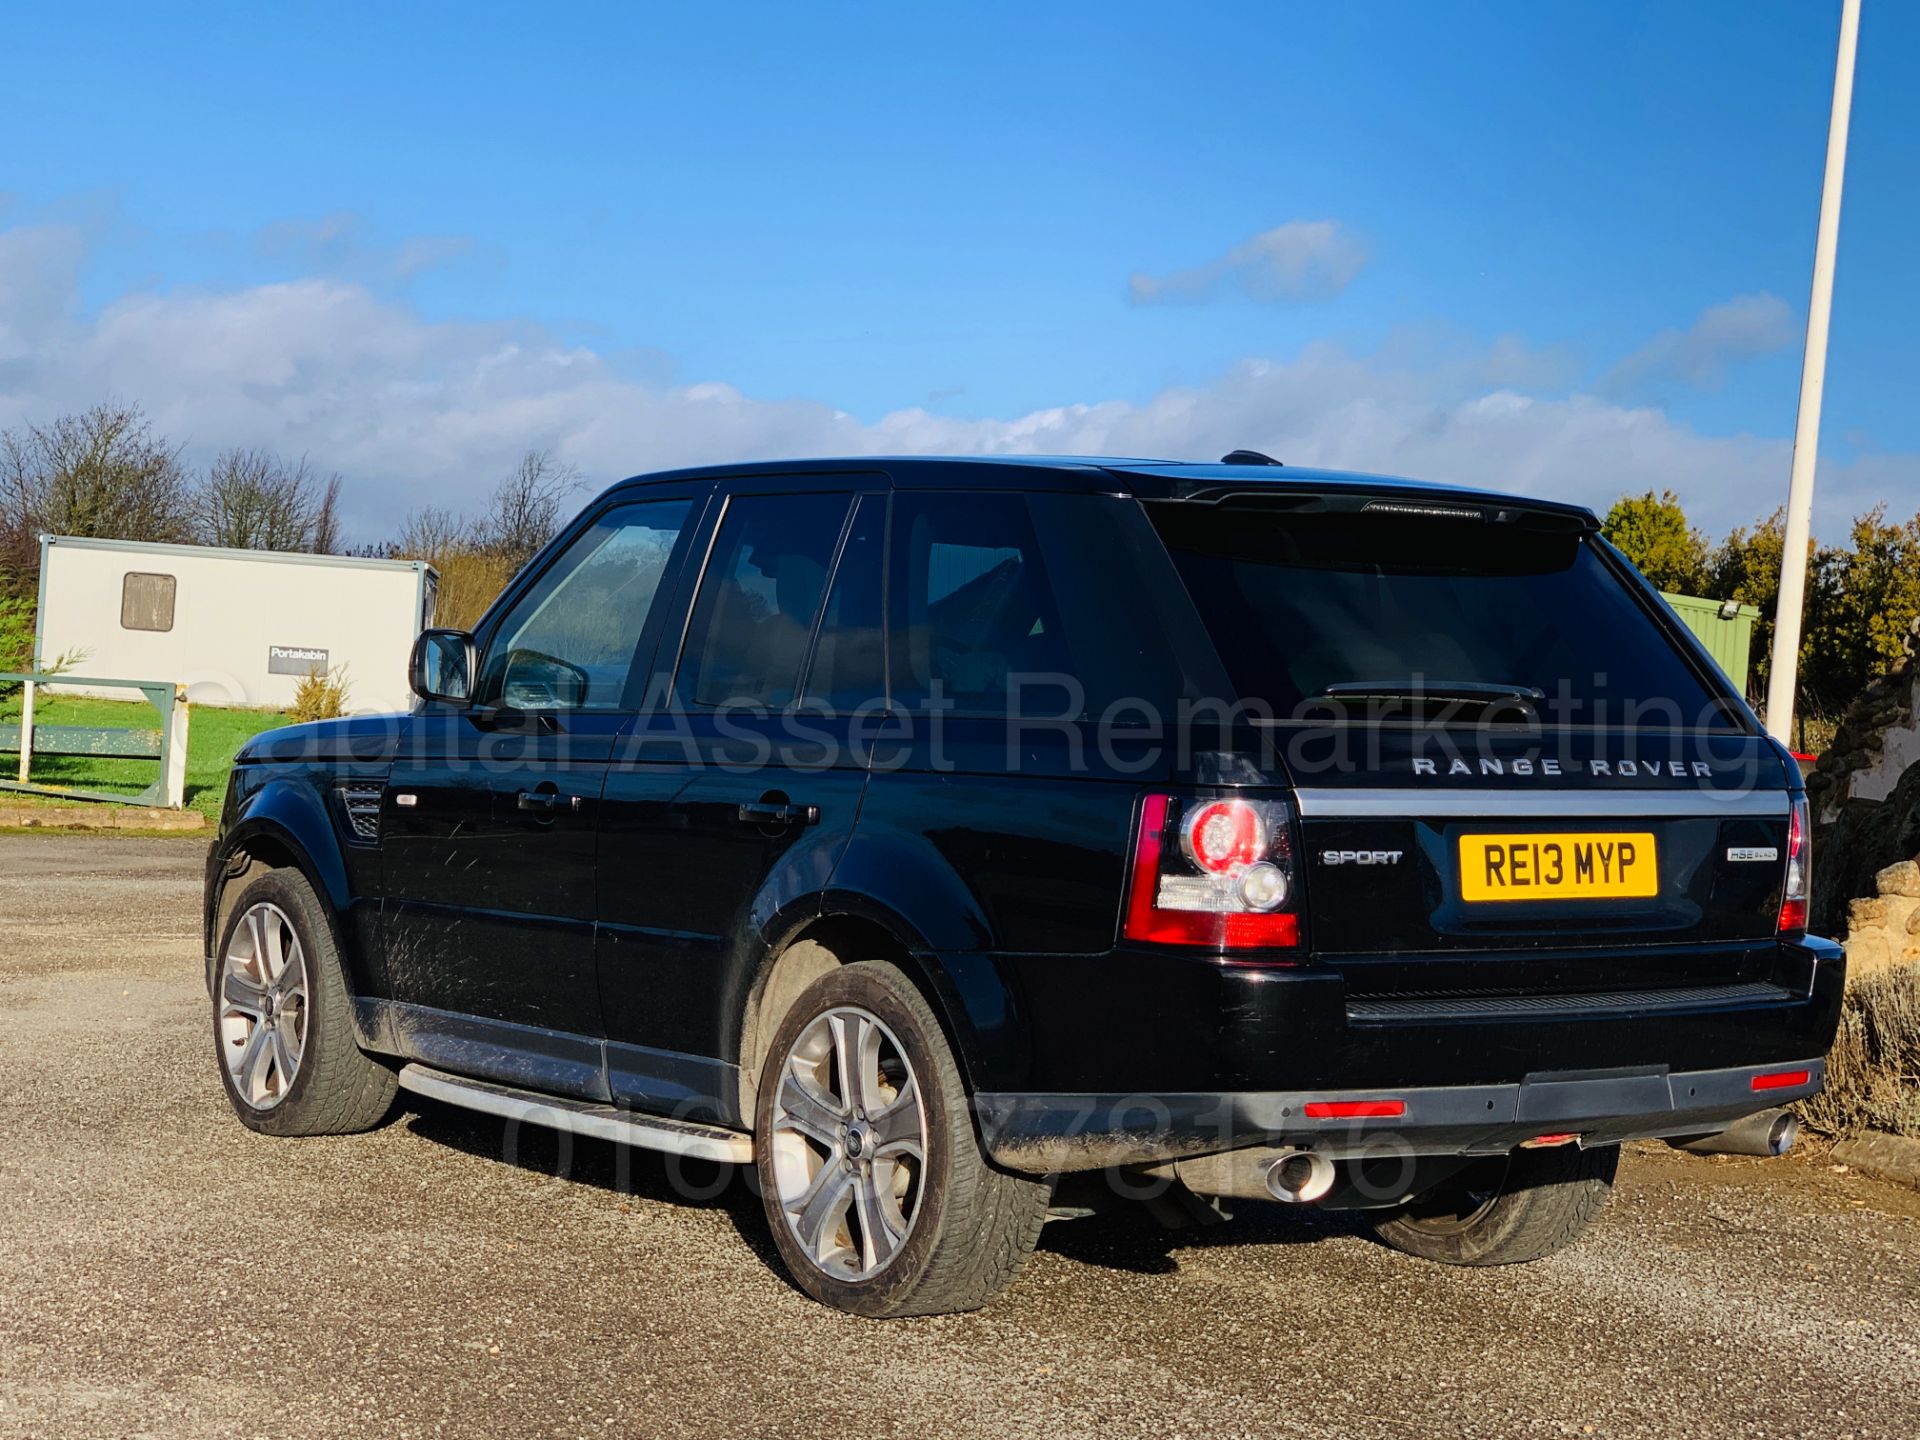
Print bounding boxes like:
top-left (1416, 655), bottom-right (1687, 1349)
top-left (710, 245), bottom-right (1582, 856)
top-left (34, 535), bottom-right (437, 714)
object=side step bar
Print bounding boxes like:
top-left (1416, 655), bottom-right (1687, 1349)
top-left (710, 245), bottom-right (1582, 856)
top-left (396, 1063), bottom-right (754, 1164)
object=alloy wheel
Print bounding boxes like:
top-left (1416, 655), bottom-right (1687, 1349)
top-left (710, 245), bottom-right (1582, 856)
top-left (769, 1005), bottom-right (928, 1281)
top-left (217, 902), bottom-right (310, 1111)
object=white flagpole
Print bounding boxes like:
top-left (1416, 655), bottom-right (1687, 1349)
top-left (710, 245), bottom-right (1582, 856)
top-left (1765, 0), bottom-right (1862, 745)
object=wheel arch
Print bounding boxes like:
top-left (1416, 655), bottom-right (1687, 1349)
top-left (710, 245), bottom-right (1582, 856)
top-left (734, 894), bottom-right (1000, 1126)
top-left (206, 777), bottom-right (357, 996)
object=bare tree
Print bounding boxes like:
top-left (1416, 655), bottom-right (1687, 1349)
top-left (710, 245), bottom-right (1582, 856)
top-left (0, 404), bottom-right (194, 564)
top-left (392, 505), bottom-right (477, 566)
top-left (194, 448), bottom-right (345, 552)
top-left (480, 449), bottom-right (579, 571)
top-left (310, 473), bottom-right (344, 556)
top-left (386, 451), bottom-right (581, 630)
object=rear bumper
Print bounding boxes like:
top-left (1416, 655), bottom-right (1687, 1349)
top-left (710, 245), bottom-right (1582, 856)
top-left (958, 932), bottom-right (1844, 1173)
top-left (976, 1057), bottom-right (1825, 1172)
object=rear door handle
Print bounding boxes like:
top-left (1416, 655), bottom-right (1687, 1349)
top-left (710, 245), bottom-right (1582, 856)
top-left (737, 801), bottom-right (819, 827)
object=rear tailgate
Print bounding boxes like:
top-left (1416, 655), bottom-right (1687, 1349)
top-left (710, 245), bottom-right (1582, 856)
top-left (1300, 731), bottom-right (1792, 958)
top-left (1147, 495), bottom-right (1797, 995)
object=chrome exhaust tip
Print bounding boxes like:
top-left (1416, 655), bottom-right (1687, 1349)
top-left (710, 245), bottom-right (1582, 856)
top-left (1675, 1107), bottom-right (1801, 1158)
top-left (1264, 1148), bottom-right (1336, 1204)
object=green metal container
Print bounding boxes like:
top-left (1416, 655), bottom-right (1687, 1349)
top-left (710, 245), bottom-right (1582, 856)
top-left (1660, 591), bottom-right (1761, 696)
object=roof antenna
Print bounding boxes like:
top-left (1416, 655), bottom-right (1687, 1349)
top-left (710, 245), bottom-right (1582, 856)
top-left (1221, 449), bottom-right (1283, 466)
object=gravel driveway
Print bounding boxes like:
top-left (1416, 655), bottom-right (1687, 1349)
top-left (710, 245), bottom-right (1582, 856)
top-left (2, 835), bottom-right (1917, 1439)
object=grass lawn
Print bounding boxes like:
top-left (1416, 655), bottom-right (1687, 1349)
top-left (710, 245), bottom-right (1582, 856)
top-left (0, 693), bottom-right (295, 820)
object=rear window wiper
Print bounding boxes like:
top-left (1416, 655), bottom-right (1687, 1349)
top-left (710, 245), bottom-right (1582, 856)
top-left (1314, 680), bottom-right (1545, 708)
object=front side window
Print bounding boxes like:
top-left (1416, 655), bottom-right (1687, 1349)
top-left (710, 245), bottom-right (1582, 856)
top-left (476, 498), bottom-right (692, 711)
top-left (675, 492), bottom-right (852, 708)
top-left (121, 572), bottom-right (176, 632)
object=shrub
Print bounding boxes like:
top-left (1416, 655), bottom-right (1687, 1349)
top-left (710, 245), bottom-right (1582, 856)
top-left (1798, 964), bottom-right (1920, 1138)
top-left (428, 546), bottom-right (520, 631)
top-left (288, 666), bottom-right (351, 723)
top-left (0, 597), bottom-right (84, 699)
top-left (0, 595), bottom-right (33, 673)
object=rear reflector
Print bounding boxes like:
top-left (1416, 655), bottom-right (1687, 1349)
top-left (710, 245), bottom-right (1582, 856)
top-left (1520, 1133), bottom-right (1580, 1148)
top-left (1751, 1069), bottom-right (1811, 1092)
top-left (1303, 1100), bottom-right (1406, 1120)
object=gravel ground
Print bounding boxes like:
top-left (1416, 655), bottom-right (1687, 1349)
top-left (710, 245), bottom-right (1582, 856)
top-left (2, 834), bottom-right (1918, 1440)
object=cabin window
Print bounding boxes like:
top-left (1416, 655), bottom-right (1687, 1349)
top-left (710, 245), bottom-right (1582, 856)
top-left (121, 572), bottom-right (177, 632)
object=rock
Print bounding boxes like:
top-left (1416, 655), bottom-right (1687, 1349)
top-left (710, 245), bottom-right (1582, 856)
top-left (1876, 861), bottom-right (1920, 898)
top-left (1812, 748), bottom-right (1920, 940)
top-left (1907, 906), bottom-right (1920, 935)
top-left (1851, 896), bottom-right (1891, 928)
top-left (1831, 1132), bottom-right (1920, 1190)
top-left (1846, 928), bottom-right (1893, 978)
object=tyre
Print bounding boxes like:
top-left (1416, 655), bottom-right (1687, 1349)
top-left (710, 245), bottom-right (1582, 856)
top-left (754, 960), bottom-right (1052, 1318)
top-left (1369, 1144), bottom-right (1619, 1266)
top-left (212, 868), bottom-right (397, 1137)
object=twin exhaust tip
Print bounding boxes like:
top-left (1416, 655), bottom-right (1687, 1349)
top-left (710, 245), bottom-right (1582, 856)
top-left (1262, 1108), bottom-right (1800, 1207)
top-left (1264, 1149), bottom-right (1337, 1204)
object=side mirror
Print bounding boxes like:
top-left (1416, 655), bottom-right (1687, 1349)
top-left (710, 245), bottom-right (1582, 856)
top-left (410, 628), bottom-right (474, 704)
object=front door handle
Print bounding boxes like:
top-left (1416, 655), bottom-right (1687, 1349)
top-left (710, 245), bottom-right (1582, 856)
top-left (737, 800), bottom-right (819, 827)
top-left (516, 789), bottom-right (581, 814)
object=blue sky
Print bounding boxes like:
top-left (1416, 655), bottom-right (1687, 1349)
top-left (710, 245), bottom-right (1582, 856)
top-left (2, 1), bottom-right (1914, 539)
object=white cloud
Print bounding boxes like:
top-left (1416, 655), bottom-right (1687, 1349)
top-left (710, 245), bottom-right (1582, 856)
top-left (1128, 220), bottom-right (1367, 306)
top-left (0, 223), bottom-right (1907, 545)
top-left (1603, 292), bottom-right (1797, 396)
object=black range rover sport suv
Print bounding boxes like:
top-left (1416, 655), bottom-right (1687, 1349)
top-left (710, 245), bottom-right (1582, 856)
top-left (205, 456), bottom-right (1841, 1317)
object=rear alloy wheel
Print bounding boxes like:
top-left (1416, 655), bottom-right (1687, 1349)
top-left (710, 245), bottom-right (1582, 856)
top-left (755, 961), bottom-right (1051, 1317)
top-left (1370, 1143), bottom-right (1620, 1266)
top-left (769, 1005), bottom-right (928, 1280)
top-left (212, 868), bottom-right (397, 1137)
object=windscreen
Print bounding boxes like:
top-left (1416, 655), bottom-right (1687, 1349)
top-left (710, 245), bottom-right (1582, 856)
top-left (1150, 504), bottom-right (1736, 729)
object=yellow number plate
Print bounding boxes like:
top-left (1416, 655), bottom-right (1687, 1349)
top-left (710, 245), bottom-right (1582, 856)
top-left (1458, 832), bottom-right (1659, 902)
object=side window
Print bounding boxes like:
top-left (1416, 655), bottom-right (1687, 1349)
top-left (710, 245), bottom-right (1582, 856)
top-left (801, 494), bottom-right (886, 711)
top-left (675, 492), bottom-right (852, 709)
top-left (476, 498), bottom-right (692, 711)
top-left (889, 492), bottom-right (1074, 715)
top-left (121, 572), bottom-right (176, 632)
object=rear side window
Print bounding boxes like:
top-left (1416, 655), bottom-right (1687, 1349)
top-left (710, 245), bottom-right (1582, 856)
top-left (677, 492), bottom-right (851, 708)
top-left (889, 492), bottom-right (1073, 715)
top-left (1151, 506), bottom-right (1733, 728)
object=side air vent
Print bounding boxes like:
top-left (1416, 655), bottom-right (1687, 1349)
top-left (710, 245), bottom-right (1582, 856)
top-left (335, 780), bottom-right (385, 842)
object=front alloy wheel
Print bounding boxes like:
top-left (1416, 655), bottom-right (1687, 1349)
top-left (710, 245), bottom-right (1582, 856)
top-left (217, 902), bottom-right (310, 1110)
top-left (210, 867), bottom-right (397, 1137)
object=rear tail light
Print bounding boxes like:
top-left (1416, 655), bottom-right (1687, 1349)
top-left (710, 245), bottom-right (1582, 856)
top-left (1777, 795), bottom-right (1810, 936)
top-left (1124, 793), bottom-right (1302, 951)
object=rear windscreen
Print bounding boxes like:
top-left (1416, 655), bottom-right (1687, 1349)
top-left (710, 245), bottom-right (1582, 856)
top-left (1150, 505), bottom-right (1736, 729)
